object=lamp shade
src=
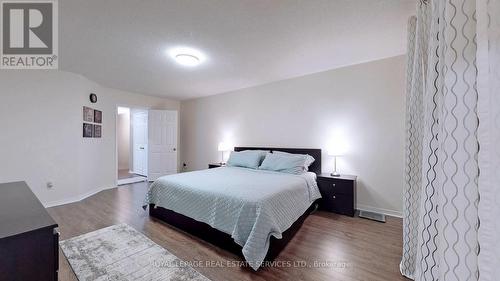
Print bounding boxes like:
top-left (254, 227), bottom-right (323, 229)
top-left (327, 139), bottom-right (348, 156)
top-left (328, 149), bottom-right (343, 157)
top-left (218, 142), bottom-right (231, 152)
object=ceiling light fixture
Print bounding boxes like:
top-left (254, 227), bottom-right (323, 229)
top-left (175, 54), bottom-right (200, 66)
top-left (168, 47), bottom-right (206, 67)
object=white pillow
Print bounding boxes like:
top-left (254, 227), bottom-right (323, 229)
top-left (272, 151), bottom-right (315, 171)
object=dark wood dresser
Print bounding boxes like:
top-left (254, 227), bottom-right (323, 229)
top-left (0, 181), bottom-right (59, 281)
top-left (317, 174), bottom-right (357, 217)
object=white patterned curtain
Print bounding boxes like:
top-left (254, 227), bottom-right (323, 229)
top-left (401, 0), bottom-right (500, 280)
top-left (476, 0), bottom-right (500, 280)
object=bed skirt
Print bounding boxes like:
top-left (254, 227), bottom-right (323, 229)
top-left (149, 201), bottom-right (318, 266)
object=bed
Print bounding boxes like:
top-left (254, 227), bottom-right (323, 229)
top-left (143, 147), bottom-right (322, 270)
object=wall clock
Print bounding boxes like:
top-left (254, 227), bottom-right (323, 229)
top-left (89, 93), bottom-right (97, 103)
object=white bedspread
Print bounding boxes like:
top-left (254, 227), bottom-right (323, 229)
top-left (143, 166), bottom-right (321, 270)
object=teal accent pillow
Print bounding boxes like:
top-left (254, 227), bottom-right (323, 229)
top-left (272, 151), bottom-right (315, 171)
top-left (258, 153), bottom-right (306, 174)
top-left (226, 150), bottom-right (267, 169)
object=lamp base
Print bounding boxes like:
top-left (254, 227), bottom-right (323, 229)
top-left (330, 172), bottom-right (340, 177)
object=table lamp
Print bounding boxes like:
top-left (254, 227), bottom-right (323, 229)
top-left (328, 148), bottom-right (343, 177)
top-left (217, 142), bottom-right (230, 164)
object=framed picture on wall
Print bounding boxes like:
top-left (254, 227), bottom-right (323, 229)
top-left (83, 107), bottom-right (94, 122)
top-left (94, 110), bottom-right (102, 124)
top-left (83, 123), bottom-right (93, 138)
top-left (93, 125), bottom-right (102, 138)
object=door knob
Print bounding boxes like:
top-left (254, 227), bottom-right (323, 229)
top-left (140, 147), bottom-right (144, 150)
top-left (173, 148), bottom-right (177, 151)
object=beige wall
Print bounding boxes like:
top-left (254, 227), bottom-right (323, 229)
top-left (180, 56), bottom-right (406, 216)
top-left (0, 70), bottom-right (179, 206)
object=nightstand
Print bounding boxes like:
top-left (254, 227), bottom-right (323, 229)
top-left (317, 174), bottom-right (357, 217)
top-left (208, 163), bottom-right (224, 169)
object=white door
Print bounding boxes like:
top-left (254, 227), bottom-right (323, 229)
top-left (132, 109), bottom-right (148, 176)
top-left (148, 110), bottom-right (178, 181)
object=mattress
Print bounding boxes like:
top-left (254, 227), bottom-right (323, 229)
top-left (143, 166), bottom-right (321, 270)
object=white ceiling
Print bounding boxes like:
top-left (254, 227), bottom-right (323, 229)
top-left (60, 0), bottom-right (415, 100)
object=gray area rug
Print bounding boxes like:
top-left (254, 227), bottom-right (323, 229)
top-left (60, 223), bottom-right (210, 281)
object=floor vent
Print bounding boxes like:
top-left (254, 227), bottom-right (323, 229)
top-left (358, 210), bottom-right (386, 223)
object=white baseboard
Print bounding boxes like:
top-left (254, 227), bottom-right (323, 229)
top-left (357, 204), bottom-right (402, 218)
top-left (44, 185), bottom-right (115, 208)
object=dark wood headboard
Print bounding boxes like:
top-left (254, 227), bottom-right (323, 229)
top-left (234, 147), bottom-right (322, 175)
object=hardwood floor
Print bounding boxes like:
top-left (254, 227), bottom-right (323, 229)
top-left (48, 182), bottom-right (408, 281)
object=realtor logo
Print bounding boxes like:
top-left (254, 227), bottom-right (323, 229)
top-left (1, 0), bottom-right (58, 69)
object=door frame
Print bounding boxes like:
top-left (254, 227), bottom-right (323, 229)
top-left (115, 104), bottom-right (150, 186)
